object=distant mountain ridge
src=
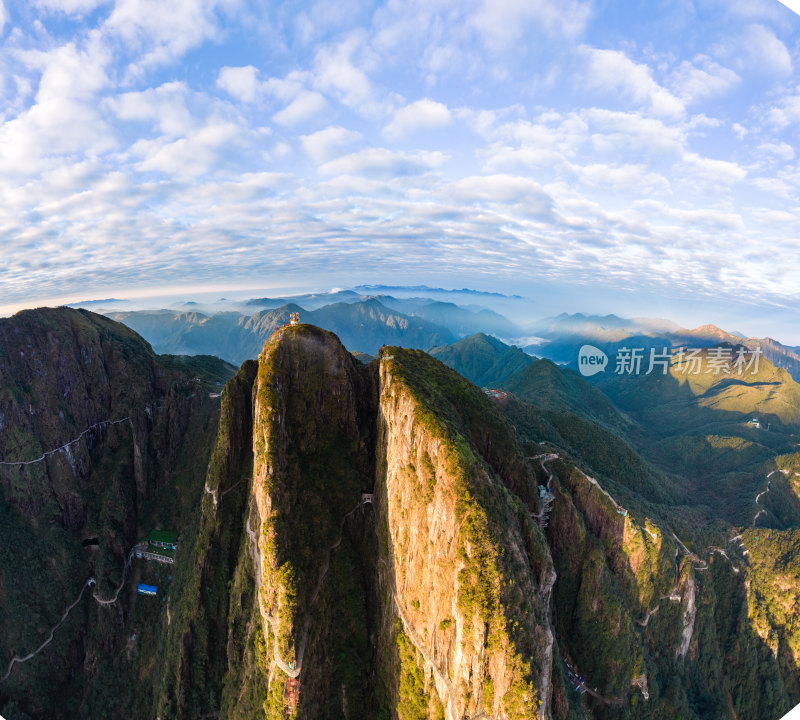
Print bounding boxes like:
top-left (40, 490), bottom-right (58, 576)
top-left (108, 298), bottom-right (456, 364)
top-left (526, 314), bottom-right (800, 382)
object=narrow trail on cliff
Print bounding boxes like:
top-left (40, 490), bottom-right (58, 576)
top-left (1, 541), bottom-right (148, 684)
top-left (91, 548), bottom-right (136, 606)
top-left (0, 417), bottom-right (130, 467)
top-left (563, 657), bottom-right (624, 708)
top-left (247, 494), bottom-right (373, 681)
top-left (1, 580), bottom-right (94, 682)
top-left (533, 455), bottom-right (558, 720)
top-left (205, 475), bottom-right (248, 511)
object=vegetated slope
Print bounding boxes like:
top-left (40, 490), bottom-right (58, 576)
top-left (5, 314), bottom-right (800, 720)
top-left (245, 324), bottom-right (379, 718)
top-left (593, 346), bottom-right (800, 527)
top-left (502, 359), bottom-right (634, 436)
top-left (480, 339), bottom-right (800, 720)
top-left (741, 528), bottom-right (800, 703)
top-left (156, 359), bottom-right (258, 719)
top-left (0, 308), bottom-right (230, 720)
top-left (429, 332), bottom-right (533, 387)
top-left (378, 346), bottom-right (554, 719)
top-left (527, 317), bottom-right (800, 383)
top-left (486, 395), bottom-right (800, 720)
top-left (109, 298), bottom-right (455, 364)
top-left (597, 345), bottom-right (800, 432)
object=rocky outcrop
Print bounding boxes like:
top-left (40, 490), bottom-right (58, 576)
top-left (221, 327), bottom-right (555, 719)
top-left (248, 324), bottom-right (378, 716)
top-left (376, 348), bottom-right (555, 719)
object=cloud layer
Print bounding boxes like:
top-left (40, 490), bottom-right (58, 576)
top-left (0, 0), bottom-right (799, 323)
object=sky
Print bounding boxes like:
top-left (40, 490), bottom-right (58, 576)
top-left (1, 0), bottom-right (800, 340)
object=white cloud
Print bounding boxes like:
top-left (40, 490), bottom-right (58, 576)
top-left (755, 141), bottom-right (795, 161)
top-left (318, 147), bottom-right (448, 177)
top-left (313, 34), bottom-right (374, 112)
top-left (0, 1), bottom-right (8, 34)
top-left (681, 151), bottom-right (747, 187)
top-left (104, 0), bottom-right (237, 70)
top-left (577, 163), bottom-right (670, 195)
top-left (584, 108), bottom-right (686, 155)
top-left (745, 24), bottom-right (793, 76)
top-left (581, 46), bottom-right (685, 118)
top-left (751, 176), bottom-right (794, 199)
top-left (722, 24), bottom-right (794, 77)
top-left (300, 125), bottom-right (362, 163)
top-left (107, 81), bottom-right (194, 137)
top-left (0, 39), bottom-right (114, 174)
top-left (634, 200), bottom-right (745, 230)
top-left (272, 90), bottom-right (328, 126)
top-left (273, 141), bottom-right (292, 158)
top-left (133, 122), bottom-right (243, 176)
top-left (262, 71), bottom-right (312, 102)
top-left (767, 89), bottom-right (800, 128)
top-left (444, 174), bottom-right (554, 217)
top-left (32, 0), bottom-right (109, 14)
top-left (669, 55), bottom-right (740, 103)
top-left (217, 65), bottom-right (260, 103)
top-left (471, 0), bottom-right (591, 49)
top-left (2, 0), bottom-right (800, 322)
top-left (383, 98), bottom-right (451, 139)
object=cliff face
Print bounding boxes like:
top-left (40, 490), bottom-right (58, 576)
top-left (248, 324), bottom-right (378, 717)
top-left (169, 326), bottom-right (556, 720)
top-left (156, 359), bottom-right (258, 719)
top-left (376, 348), bottom-right (555, 720)
top-left (0, 308), bottom-right (229, 719)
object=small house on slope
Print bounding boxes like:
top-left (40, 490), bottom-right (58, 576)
top-left (135, 530), bottom-right (179, 565)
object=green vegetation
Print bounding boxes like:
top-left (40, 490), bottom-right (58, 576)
top-left (3, 313), bottom-right (800, 720)
top-left (384, 347), bottom-right (552, 716)
top-left (156, 359), bottom-right (257, 719)
top-left (0, 308), bottom-right (223, 720)
top-left (395, 623), bottom-right (444, 720)
top-left (429, 332), bottom-right (533, 387)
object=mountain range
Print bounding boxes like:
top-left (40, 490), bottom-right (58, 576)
top-left (1, 308), bottom-right (799, 719)
top-left (105, 297), bottom-right (521, 365)
top-left (96, 299), bottom-right (800, 388)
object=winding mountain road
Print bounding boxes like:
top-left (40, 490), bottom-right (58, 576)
top-left (2, 544), bottom-right (138, 683)
top-left (92, 549), bottom-right (135, 606)
top-left (752, 479), bottom-right (772, 527)
top-left (1, 579), bottom-right (94, 682)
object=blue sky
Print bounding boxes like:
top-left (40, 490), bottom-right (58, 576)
top-left (1, 0), bottom-right (800, 339)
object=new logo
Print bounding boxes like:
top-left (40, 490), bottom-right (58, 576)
top-left (578, 345), bottom-right (608, 377)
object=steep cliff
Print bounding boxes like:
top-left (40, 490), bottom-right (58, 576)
top-left (158, 325), bottom-right (556, 720)
top-left (0, 308), bottom-right (231, 719)
top-left (376, 347), bottom-right (555, 720)
top-left (247, 324), bottom-right (378, 717)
